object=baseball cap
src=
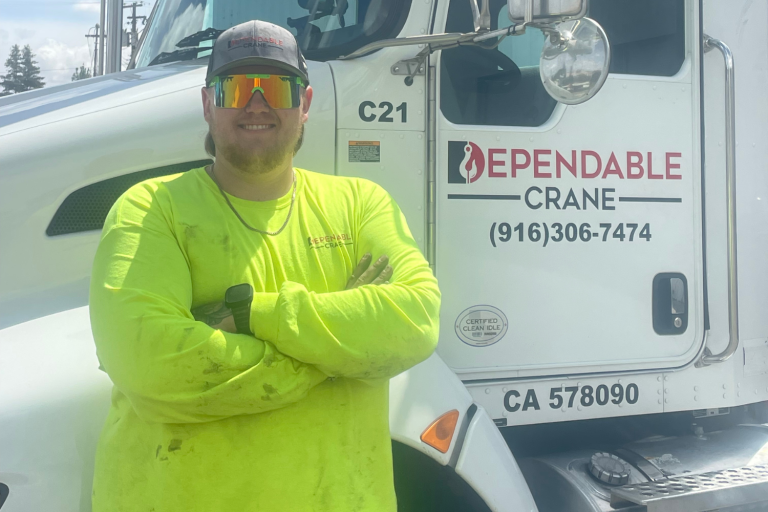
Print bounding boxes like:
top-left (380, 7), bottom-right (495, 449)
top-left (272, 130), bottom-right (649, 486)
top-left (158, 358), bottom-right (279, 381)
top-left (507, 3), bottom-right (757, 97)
top-left (206, 20), bottom-right (309, 86)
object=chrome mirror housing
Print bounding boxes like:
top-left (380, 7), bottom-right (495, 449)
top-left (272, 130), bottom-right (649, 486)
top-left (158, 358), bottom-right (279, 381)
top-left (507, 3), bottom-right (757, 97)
top-left (508, 0), bottom-right (587, 23)
top-left (539, 17), bottom-right (611, 105)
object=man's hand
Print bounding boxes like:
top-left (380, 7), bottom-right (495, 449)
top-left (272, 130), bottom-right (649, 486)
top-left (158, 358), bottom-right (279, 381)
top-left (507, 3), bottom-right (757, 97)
top-left (192, 302), bottom-right (237, 333)
top-left (345, 253), bottom-right (393, 290)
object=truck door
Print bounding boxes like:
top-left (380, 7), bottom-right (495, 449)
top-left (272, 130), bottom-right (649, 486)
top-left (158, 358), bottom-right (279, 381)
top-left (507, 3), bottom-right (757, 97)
top-left (435, 0), bottom-right (704, 378)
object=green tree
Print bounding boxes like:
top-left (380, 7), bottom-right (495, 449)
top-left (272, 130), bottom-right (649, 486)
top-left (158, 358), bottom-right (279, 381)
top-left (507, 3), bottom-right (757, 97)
top-left (0, 44), bottom-right (23, 96)
top-left (71, 64), bottom-right (92, 81)
top-left (19, 44), bottom-right (45, 91)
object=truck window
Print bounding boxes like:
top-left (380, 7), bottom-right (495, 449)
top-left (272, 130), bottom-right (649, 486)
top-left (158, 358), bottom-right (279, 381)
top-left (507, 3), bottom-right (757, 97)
top-left (440, 0), bottom-right (686, 127)
top-left (135, 0), bottom-right (411, 68)
top-left (590, 0), bottom-right (686, 77)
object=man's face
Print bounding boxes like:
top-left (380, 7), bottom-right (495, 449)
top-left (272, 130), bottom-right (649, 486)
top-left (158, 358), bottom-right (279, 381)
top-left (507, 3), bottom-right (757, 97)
top-left (202, 65), bottom-right (313, 174)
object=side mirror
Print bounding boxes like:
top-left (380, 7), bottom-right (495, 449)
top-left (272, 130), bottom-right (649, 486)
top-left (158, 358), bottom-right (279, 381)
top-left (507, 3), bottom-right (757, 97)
top-left (539, 17), bottom-right (610, 105)
top-left (508, 0), bottom-right (587, 23)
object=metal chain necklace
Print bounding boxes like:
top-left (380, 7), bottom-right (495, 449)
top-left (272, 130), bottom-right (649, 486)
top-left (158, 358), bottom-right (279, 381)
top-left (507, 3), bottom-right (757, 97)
top-left (208, 164), bottom-right (296, 236)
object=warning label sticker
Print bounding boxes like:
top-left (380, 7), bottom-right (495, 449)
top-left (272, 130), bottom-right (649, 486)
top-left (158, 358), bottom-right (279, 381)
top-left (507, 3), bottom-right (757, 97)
top-left (349, 141), bottom-right (381, 163)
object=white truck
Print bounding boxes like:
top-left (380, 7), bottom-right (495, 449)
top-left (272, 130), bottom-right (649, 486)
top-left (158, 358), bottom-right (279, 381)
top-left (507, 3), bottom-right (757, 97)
top-left (2, 0), bottom-right (768, 510)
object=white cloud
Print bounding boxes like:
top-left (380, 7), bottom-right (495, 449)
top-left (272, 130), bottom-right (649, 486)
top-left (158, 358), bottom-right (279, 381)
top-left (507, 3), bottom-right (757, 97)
top-left (14, 28), bottom-right (36, 40)
top-left (37, 39), bottom-right (92, 86)
top-left (72, 3), bottom-right (101, 13)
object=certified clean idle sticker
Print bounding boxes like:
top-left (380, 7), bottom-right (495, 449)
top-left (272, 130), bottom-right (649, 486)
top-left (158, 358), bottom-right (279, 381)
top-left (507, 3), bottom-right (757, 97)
top-left (455, 305), bottom-right (509, 347)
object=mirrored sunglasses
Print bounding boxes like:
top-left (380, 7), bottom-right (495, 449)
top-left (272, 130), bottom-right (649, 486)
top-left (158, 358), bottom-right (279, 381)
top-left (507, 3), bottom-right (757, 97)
top-left (210, 74), bottom-right (305, 110)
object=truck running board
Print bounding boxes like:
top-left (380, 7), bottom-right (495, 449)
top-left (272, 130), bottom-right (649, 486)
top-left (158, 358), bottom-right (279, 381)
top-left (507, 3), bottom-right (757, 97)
top-left (610, 465), bottom-right (768, 511)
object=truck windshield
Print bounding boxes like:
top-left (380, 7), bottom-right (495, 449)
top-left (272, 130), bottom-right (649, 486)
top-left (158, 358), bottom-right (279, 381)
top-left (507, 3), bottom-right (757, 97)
top-left (135, 0), bottom-right (410, 68)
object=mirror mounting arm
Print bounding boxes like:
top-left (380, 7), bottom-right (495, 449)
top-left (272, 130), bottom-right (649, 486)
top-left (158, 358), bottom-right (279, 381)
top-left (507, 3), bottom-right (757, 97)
top-left (468, 0), bottom-right (492, 32)
top-left (339, 32), bottom-right (477, 60)
top-left (535, 23), bottom-right (566, 45)
top-left (524, 0), bottom-right (534, 23)
top-left (473, 23), bottom-right (526, 43)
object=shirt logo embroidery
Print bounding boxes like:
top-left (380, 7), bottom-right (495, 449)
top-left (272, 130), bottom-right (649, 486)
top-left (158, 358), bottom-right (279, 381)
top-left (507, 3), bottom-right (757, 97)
top-left (308, 233), bottom-right (353, 250)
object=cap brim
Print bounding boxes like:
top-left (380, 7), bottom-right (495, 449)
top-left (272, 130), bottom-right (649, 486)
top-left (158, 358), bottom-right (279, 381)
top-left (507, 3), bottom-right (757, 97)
top-left (207, 57), bottom-right (308, 85)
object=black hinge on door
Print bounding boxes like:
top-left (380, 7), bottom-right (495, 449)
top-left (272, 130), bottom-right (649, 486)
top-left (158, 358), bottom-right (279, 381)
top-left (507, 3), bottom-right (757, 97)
top-left (653, 273), bottom-right (688, 335)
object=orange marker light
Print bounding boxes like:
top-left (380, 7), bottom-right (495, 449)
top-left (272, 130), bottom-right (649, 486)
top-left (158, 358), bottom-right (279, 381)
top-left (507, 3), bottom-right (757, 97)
top-left (420, 409), bottom-right (460, 453)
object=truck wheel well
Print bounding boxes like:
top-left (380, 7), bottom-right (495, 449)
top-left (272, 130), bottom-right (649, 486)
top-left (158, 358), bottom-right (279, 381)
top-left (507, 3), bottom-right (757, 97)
top-left (392, 441), bottom-right (491, 512)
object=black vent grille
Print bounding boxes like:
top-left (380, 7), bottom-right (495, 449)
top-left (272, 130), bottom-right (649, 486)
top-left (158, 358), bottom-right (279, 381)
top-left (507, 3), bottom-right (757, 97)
top-left (0, 482), bottom-right (8, 509)
top-left (46, 160), bottom-right (212, 236)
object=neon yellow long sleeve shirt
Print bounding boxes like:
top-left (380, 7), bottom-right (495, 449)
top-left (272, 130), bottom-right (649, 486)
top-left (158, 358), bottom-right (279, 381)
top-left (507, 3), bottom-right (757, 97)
top-left (89, 167), bottom-right (440, 512)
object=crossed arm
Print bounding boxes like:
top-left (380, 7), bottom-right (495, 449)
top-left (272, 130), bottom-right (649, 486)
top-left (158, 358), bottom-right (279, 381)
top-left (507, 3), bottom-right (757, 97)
top-left (192, 253), bottom-right (394, 333)
top-left (90, 180), bottom-right (439, 424)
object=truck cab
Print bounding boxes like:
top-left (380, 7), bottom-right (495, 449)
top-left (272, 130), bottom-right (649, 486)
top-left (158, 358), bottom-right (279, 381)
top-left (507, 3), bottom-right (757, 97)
top-left (2, 0), bottom-right (768, 511)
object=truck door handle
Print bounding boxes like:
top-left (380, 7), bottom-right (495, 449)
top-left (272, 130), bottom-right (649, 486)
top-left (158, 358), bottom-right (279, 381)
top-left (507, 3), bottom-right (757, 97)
top-left (653, 273), bottom-right (688, 335)
top-left (701, 35), bottom-right (739, 365)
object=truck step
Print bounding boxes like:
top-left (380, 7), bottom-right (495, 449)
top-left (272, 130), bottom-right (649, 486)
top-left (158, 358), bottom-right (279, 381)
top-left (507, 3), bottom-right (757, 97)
top-left (610, 465), bottom-right (768, 511)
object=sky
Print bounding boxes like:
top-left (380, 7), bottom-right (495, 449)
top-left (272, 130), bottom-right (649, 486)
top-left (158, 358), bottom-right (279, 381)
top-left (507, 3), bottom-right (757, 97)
top-left (0, 0), bottom-right (154, 87)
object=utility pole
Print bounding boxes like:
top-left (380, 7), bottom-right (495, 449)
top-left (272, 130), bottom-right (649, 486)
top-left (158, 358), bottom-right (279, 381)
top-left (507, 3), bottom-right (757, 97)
top-left (85, 25), bottom-right (100, 76)
top-left (124, 2), bottom-right (146, 66)
top-left (105, 0), bottom-right (123, 74)
top-left (98, 0), bottom-right (106, 75)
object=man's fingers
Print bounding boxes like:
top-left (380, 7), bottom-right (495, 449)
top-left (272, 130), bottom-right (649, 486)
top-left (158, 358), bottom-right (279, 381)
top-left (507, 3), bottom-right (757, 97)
top-left (350, 255), bottom-right (389, 288)
top-left (371, 266), bottom-right (393, 285)
top-left (353, 253), bottom-right (373, 278)
top-left (345, 253), bottom-right (372, 289)
top-left (355, 255), bottom-right (389, 286)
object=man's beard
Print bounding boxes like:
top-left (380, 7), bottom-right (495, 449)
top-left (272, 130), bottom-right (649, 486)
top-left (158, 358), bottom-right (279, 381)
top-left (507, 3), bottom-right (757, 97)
top-left (215, 124), bottom-right (305, 174)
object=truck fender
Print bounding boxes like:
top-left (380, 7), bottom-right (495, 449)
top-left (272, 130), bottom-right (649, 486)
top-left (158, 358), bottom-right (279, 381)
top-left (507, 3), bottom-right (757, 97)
top-left (0, 306), bottom-right (111, 512)
top-left (390, 354), bottom-right (538, 512)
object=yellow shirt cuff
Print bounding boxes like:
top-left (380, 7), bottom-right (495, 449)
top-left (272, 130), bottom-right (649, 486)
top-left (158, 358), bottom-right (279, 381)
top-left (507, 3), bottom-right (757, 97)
top-left (250, 292), bottom-right (279, 341)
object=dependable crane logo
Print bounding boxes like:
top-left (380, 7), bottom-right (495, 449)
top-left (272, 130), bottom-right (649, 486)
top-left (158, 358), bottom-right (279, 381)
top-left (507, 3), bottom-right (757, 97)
top-left (447, 140), bottom-right (685, 184)
top-left (446, 140), bottom-right (686, 211)
top-left (448, 141), bottom-right (485, 184)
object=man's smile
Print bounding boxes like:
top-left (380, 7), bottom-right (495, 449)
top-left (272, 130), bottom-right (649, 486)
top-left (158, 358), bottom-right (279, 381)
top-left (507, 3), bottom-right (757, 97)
top-left (240, 123), bottom-right (275, 131)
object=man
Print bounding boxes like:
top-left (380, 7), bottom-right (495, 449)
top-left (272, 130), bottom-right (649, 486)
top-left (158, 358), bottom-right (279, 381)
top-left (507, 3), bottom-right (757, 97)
top-left (89, 20), bottom-right (440, 512)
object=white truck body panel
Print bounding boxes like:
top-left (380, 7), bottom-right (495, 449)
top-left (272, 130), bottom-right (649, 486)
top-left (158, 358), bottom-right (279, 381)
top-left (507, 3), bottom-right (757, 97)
top-left (0, 308), bottom-right (110, 512)
top-left (1, 0), bottom-right (768, 510)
